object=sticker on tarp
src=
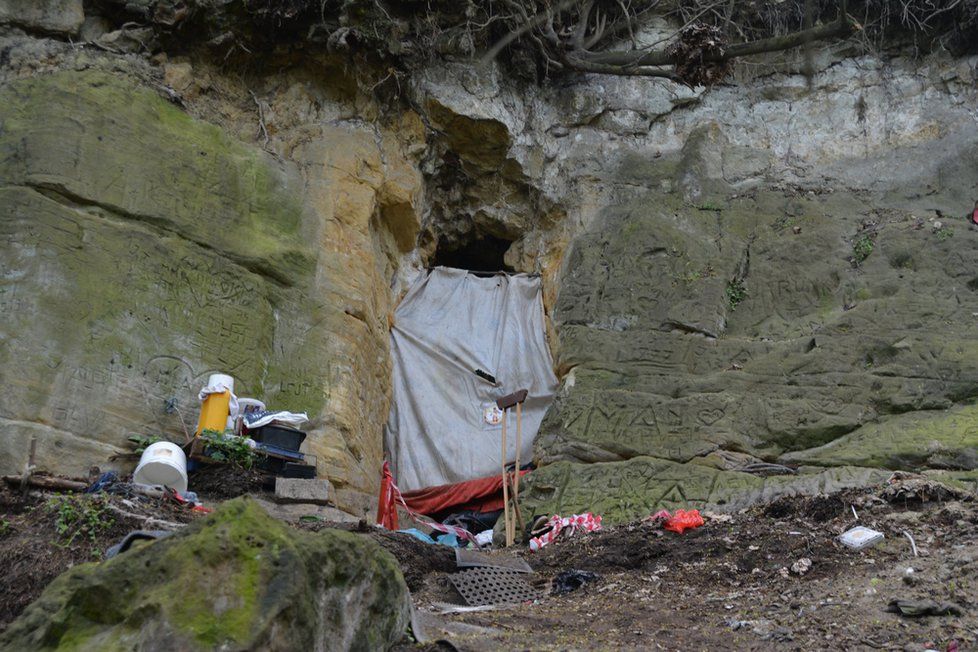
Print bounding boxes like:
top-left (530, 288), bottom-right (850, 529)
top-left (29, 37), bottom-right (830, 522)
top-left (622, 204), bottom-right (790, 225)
top-left (483, 405), bottom-right (503, 426)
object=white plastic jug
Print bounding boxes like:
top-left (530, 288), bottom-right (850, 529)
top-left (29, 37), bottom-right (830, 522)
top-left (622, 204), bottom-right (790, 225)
top-left (133, 441), bottom-right (188, 493)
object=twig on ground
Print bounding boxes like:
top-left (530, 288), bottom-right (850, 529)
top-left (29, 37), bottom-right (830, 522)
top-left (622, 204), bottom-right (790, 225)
top-left (903, 530), bottom-right (918, 557)
top-left (4, 474), bottom-right (86, 492)
top-left (103, 503), bottom-right (186, 531)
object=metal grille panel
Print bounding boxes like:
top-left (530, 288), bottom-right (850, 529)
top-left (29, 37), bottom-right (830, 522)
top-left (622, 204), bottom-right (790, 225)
top-left (448, 567), bottom-right (542, 606)
top-left (454, 548), bottom-right (533, 574)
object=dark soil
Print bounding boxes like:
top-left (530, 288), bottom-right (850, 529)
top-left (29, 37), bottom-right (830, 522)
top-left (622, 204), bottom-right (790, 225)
top-left (5, 475), bottom-right (976, 651)
top-left (391, 477), bottom-right (978, 651)
top-left (0, 485), bottom-right (202, 632)
top-left (298, 520), bottom-right (456, 592)
top-left (0, 487), bottom-right (134, 631)
top-left (188, 464), bottom-right (269, 499)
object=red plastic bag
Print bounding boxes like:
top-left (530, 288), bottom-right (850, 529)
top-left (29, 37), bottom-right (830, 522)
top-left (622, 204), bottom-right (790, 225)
top-left (663, 509), bottom-right (704, 534)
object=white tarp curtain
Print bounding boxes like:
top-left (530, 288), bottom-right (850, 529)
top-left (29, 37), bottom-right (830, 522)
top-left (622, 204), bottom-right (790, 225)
top-left (386, 267), bottom-right (558, 492)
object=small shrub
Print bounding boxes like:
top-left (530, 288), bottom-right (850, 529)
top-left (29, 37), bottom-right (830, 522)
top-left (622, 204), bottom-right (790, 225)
top-left (199, 429), bottom-right (263, 469)
top-left (853, 234), bottom-right (874, 263)
top-left (45, 494), bottom-right (114, 547)
top-left (726, 279), bottom-right (748, 309)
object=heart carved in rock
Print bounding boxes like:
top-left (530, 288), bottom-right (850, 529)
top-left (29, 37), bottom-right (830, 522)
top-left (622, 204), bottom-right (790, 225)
top-left (697, 408), bottom-right (725, 426)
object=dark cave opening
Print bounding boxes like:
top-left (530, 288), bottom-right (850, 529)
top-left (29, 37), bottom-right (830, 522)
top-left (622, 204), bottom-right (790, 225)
top-left (431, 233), bottom-right (514, 273)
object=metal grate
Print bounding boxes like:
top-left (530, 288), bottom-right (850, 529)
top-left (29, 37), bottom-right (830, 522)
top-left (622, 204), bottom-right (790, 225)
top-left (448, 567), bottom-right (542, 607)
top-left (455, 548), bottom-right (533, 574)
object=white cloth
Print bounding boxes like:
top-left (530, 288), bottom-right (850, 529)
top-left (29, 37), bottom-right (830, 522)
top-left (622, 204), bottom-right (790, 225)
top-left (386, 267), bottom-right (558, 491)
top-left (475, 530), bottom-right (494, 548)
top-left (242, 410), bottom-right (309, 429)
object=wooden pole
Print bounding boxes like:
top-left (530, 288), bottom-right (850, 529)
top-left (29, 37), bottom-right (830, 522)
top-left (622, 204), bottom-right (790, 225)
top-left (512, 401), bottom-right (523, 535)
top-left (5, 475), bottom-right (87, 492)
top-left (20, 435), bottom-right (36, 498)
top-left (501, 409), bottom-right (513, 546)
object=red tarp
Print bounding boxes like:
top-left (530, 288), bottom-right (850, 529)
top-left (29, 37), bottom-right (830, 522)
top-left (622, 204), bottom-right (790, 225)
top-left (401, 471), bottom-right (529, 517)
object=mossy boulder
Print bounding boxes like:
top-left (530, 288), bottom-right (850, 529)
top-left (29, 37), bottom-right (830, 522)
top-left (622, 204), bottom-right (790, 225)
top-left (0, 498), bottom-right (411, 651)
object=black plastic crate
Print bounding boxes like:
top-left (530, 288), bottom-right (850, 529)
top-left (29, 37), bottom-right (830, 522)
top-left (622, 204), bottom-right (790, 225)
top-left (249, 424), bottom-right (306, 451)
top-left (283, 463), bottom-right (316, 479)
top-left (259, 456), bottom-right (287, 474)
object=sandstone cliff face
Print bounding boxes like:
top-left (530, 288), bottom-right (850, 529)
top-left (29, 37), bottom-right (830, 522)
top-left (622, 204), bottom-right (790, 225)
top-left (2, 3), bottom-right (978, 519)
top-left (0, 37), bottom-right (425, 507)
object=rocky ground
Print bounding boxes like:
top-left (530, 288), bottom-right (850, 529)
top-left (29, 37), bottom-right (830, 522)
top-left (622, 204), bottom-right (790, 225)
top-left (2, 475), bottom-right (976, 650)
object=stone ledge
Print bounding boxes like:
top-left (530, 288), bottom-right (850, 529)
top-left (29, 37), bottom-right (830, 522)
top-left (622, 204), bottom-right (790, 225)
top-left (274, 478), bottom-right (333, 506)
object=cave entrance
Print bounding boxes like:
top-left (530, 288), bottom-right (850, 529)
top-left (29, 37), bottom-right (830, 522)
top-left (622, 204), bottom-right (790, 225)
top-left (430, 233), bottom-right (514, 273)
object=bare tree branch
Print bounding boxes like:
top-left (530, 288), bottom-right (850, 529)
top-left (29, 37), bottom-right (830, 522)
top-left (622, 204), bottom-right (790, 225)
top-left (479, 0), bottom-right (856, 85)
top-left (584, 8), bottom-right (854, 68)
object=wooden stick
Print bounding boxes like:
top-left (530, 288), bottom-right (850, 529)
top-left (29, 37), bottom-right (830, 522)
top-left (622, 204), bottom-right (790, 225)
top-left (103, 503), bottom-right (185, 531)
top-left (514, 402), bottom-right (522, 498)
top-left (20, 436), bottom-right (36, 498)
top-left (501, 409), bottom-right (512, 547)
top-left (510, 473), bottom-right (523, 541)
top-left (4, 475), bottom-right (87, 492)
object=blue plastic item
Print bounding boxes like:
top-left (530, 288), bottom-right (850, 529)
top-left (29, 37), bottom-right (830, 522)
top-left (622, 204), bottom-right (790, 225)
top-left (398, 528), bottom-right (462, 547)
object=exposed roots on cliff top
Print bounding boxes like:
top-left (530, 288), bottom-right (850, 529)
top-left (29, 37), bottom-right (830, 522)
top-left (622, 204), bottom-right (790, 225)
top-left (92, 0), bottom-right (978, 89)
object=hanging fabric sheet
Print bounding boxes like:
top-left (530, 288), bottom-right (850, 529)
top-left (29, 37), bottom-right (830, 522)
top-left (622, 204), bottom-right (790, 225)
top-left (386, 267), bottom-right (558, 492)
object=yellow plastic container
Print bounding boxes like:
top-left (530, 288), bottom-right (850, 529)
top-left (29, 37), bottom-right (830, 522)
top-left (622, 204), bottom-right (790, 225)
top-left (196, 391), bottom-right (231, 434)
top-left (196, 373), bottom-right (234, 434)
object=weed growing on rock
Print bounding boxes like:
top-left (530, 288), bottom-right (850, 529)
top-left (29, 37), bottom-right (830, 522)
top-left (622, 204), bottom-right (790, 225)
top-left (674, 263), bottom-right (715, 284)
top-left (45, 495), bottom-right (114, 548)
top-left (853, 235), bottom-right (874, 263)
top-left (695, 201), bottom-right (724, 211)
top-left (726, 279), bottom-right (748, 309)
top-left (127, 433), bottom-right (165, 454)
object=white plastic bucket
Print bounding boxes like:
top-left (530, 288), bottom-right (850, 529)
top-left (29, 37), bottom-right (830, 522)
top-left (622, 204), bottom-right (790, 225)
top-left (133, 441), bottom-right (188, 493)
top-left (208, 373), bottom-right (234, 393)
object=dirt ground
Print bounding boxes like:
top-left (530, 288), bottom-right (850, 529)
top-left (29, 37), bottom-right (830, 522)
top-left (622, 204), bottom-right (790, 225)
top-left (0, 484), bottom-right (201, 632)
top-left (187, 464), bottom-right (270, 499)
top-left (379, 477), bottom-right (978, 651)
top-left (3, 475), bottom-right (977, 651)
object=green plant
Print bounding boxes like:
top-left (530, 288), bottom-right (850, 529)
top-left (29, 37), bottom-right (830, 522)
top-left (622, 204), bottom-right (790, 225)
top-left (726, 279), bottom-right (748, 310)
top-left (694, 201), bottom-right (723, 212)
top-left (127, 433), bottom-right (165, 454)
top-left (853, 234), bottom-right (874, 263)
top-left (674, 263), bottom-right (715, 284)
top-left (45, 494), bottom-right (114, 546)
top-left (0, 518), bottom-right (11, 537)
top-left (200, 429), bottom-right (263, 469)
top-left (936, 226), bottom-right (954, 241)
